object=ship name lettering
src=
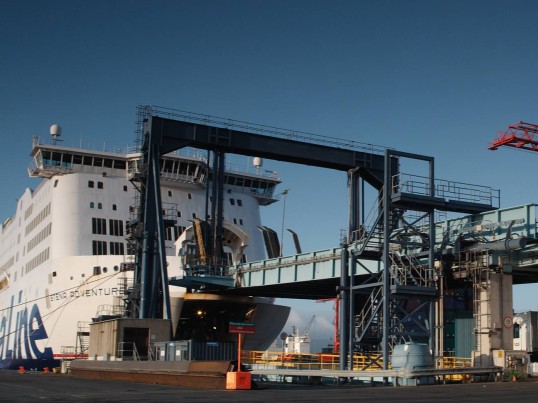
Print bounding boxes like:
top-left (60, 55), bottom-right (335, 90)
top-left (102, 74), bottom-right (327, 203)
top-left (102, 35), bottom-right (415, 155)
top-left (0, 294), bottom-right (53, 362)
top-left (69, 287), bottom-right (119, 298)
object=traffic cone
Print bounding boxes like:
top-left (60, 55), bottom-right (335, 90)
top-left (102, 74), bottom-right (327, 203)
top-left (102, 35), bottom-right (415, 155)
top-left (43, 367), bottom-right (49, 374)
top-left (18, 366), bottom-right (24, 374)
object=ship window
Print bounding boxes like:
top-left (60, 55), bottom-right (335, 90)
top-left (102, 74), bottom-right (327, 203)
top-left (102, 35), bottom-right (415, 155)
top-left (188, 193), bottom-right (192, 200)
top-left (97, 181), bottom-right (103, 189)
top-left (109, 219), bottom-right (124, 236)
top-left (230, 198), bottom-right (235, 206)
top-left (92, 218), bottom-right (107, 235)
top-left (237, 199), bottom-right (243, 207)
top-left (90, 202), bottom-right (94, 208)
top-left (51, 152), bottom-right (62, 166)
top-left (98, 203), bottom-right (102, 209)
top-left (83, 156), bottom-right (93, 166)
top-left (73, 154), bottom-right (83, 164)
top-left (192, 213), bottom-right (197, 219)
top-left (114, 160), bottom-right (126, 169)
top-left (236, 178), bottom-right (244, 186)
top-left (168, 190), bottom-right (172, 197)
top-left (54, 180), bottom-right (58, 187)
top-left (123, 185), bottom-right (128, 192)
top-left (104, 159), bottom-right (113, 168)
top-left (514, 323), bottom-right (520, 338)
top-left (92, 240), bottom-right (107, 255)
top-left (102, 267), bottom-right (108, 273)
top-left (112, 204), bottom-right (117, 211)
top-left (244, 179), bottom-right (252, 188)
top-left (113, 265), bottom-right (119, 272)
top-left (233, 218), bottom-right (237, 224)
top-left (109, 242), bottom-right (125, 255)
top-left (239, 219), bottom-right (243, 225)
top-left (93, 157), bottom-right (103, 167)
top-left (177, 211), bottom-right (181, 218)
top-left (52, 271), bottom-right (56, 277)
top-left (88, 181), bottom-right (95, 188)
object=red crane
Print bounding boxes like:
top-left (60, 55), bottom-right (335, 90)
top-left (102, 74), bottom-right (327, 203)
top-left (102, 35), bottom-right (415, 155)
top-left (489, 121), bottom-right (538, 152)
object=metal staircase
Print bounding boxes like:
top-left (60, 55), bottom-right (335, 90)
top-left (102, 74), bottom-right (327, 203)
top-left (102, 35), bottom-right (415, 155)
top-left (75, 321), bottom-right (90, 357)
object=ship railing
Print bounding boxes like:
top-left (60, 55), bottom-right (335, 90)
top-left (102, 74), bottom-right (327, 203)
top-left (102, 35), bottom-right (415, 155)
top-left (117, 342), bottom-right (140, 361)
top-left (244, 350), bottom-right (384, 371)
top-left (245, 351), bottom-right (472, 374)
top-left (392, 173), bottom-right (500, 208)
top-left (184, 260), bottom-right (232, 277)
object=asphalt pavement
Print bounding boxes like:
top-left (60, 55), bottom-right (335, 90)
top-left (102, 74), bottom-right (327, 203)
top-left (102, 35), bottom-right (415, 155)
top-left (1, 370), bottom-right (537, 402)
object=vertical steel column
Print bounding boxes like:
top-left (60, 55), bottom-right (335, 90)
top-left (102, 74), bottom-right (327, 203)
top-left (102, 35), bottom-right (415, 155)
top-left (428, 158), bottom-right (436, 355)
top-left (348, 257), bottom-right (355, 371)
top-left (339, 245), bottom-right (349, 370)
top-left (215, 151), bottom-right (225, 262)
top-left (210, 151), bottom-right (219, 261)
top-left (139, 117), bottom-right (171, 319)
top-left (347, 168), bottom-right (360, 371)
top-left (152, 149), bottom-right (171, 320)
top-left (382, 150), bottom-right (391, 370)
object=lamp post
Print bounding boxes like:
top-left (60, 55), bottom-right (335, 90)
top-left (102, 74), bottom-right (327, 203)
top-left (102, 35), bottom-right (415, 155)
top-left (279, 189), bottom-right (290, 257)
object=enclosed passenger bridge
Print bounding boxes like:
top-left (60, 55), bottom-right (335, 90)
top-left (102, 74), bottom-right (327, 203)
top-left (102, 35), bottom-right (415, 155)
top-left (172, 204), bottom-right (538, 298)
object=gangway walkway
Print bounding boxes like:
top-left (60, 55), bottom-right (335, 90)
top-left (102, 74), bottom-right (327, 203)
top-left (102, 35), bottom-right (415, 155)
top-left (170, 204), bottom-right (538, 298)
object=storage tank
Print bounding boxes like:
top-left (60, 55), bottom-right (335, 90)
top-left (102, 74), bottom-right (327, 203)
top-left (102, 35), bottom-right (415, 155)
top-left (391, 342), bottom-right (435, 385)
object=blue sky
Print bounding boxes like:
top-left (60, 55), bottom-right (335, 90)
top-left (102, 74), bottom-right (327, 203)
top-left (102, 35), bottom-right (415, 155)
top-left (2, 0), bottom-right (538, 351)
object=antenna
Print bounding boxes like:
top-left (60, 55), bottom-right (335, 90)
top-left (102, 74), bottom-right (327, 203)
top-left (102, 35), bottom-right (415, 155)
top-left (50, 124), bottom-right (63, 145)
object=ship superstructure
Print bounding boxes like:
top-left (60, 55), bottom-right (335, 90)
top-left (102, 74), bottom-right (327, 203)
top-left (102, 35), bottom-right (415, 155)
top-left (0, 126), bottom-right (290, 369)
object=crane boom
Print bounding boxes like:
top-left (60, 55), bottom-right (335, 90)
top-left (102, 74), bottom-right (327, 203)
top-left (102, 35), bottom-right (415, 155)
top-left (489, 121), bottom-right (538, 152)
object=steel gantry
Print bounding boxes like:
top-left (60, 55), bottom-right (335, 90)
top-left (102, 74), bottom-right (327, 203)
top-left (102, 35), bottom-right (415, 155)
top-left (128, 106), bottom-right (499, 371)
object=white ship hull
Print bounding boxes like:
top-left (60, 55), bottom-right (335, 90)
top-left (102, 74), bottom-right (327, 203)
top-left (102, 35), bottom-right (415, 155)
top-left (0, 133), bottom-right (289, 370)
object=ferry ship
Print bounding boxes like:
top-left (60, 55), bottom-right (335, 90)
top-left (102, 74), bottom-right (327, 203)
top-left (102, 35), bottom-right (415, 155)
top-left (0, 123), bottom-right (290, 370)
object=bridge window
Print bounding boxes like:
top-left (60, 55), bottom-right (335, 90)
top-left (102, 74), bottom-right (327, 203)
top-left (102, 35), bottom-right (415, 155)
top-left (104, 159), bottom-right (113, 168)
top-left (114, 160), bottom-right (126, 170)
top-left (73, 154), bottom-right (83, 165)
